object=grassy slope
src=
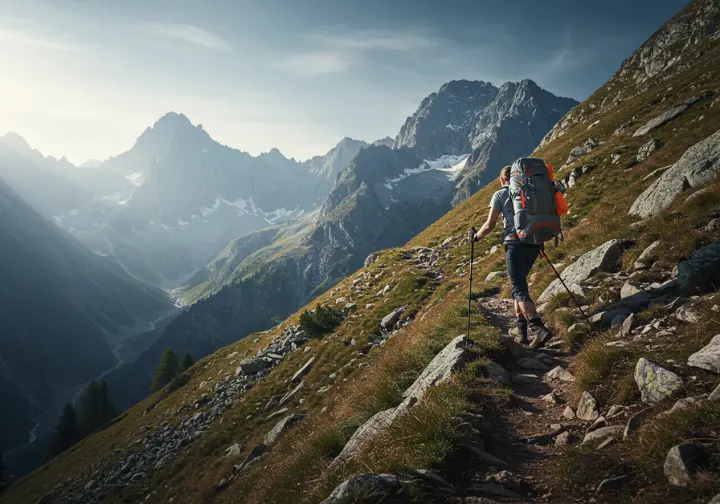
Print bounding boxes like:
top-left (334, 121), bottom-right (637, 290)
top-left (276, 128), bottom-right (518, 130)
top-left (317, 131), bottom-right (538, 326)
top-left (3, 9), bottom-right (720, 504)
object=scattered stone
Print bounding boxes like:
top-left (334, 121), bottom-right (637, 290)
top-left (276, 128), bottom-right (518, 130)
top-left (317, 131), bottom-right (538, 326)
top-left (669, 396), bottom-right (701, 414)
top-left (619, 313), bottom-right (639, 338)
top-left (225, 443), bottom-right (242, 458)
top-left (664, 443), bottom-right (706, 487)
top-left (636, 138), bottom-right (661, 162)
top-left (567, 323), bottom-right (589, 338)
top-left (624, 407), bottom-right (653, 441)
top-left (629, 130), bottom-right (720, 218)
top-left (635, 358), bottom-right (684, 404)
top-left (279, 381), bottom-right (305, 407)
top-left (380, 307), bottom-right (404, 331)
top-left (589, 416), bottom-right (608, 431)
top-left (236, 358), bottom-right (270, 376)
top-left (677, 240), bottom-right (720, 296)
top-left (290, 356), bottom-right (316, 383)
top-left (567, 136), bottom-right (601, 164)
top-left (538, 239), bottom-right (634, 303)
top-left (485, 271), bottom-right (507, 281)
top-left (675, 305), bottom-right (700, 324)
top-left (555, 431), bottom-right (578, 447)
top-left (542, 392), bottom-right (563, 405)
top-left (517, 358), bottom-right (549, 372)
top-left (582, 425), bottom-right (624, 444)
top-left (688, 334), bottom-right (720, 374)
top-left (546, 366), bottom-right (576, 382)
top-left (485, 361), bottom-right (509, 385)
top-left (709, 383), bottom-right (720, 401)
top-left (264, 413), bottom-right (306, 446)
top-left (620, 281), bottom-right (645, 298)
top-left (707, 218), bottom-right (720, 232)
top-left (320, 473), bottom-right (401, 504)
top-left (576, 391), bottom-right (600, 421)
top-left (596, 437), bottom-right (615, 450)
top-left (606, 405), bottom-right (624, 419)
top-left (562, 406), bottom-right (576, 419)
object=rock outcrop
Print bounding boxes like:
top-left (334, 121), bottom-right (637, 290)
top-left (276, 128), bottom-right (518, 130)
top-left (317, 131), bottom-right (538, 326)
top-left (687, 334), bottom-right (720, 373)
top-left (537, 239), bottom-right (633, 303)
top-left (629, 130), bottom-right (720, 218)
top-left (676, 240), bottom-right (720, 296)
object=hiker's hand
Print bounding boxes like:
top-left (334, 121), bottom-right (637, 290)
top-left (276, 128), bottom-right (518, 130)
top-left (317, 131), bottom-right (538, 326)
top-left (468, 228), bottom-right (477, 243)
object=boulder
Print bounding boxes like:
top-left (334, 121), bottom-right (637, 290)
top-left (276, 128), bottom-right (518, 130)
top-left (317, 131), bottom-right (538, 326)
top-left (320, 474), bottom-right (402, 504)
top-left (629, 130), bottom-right (720, 218)
top-left (567, 136), bottom-right (601, 164)
top-left (290, 356), bottom-right (316, 383)
top-left (675, 305), bottom-right (700, 324)
top-left (380, 307), bottom-right (404, 331)
top-left (688, 335), bottom-right (720, 374)
top-left (264, 413), bottom-right (306, 446)
top-left (485, 361), bottom-right (509, 384)
top-left (576, 391), bottom-right (600, 421)
top-left (634, 240), bottom-right (661, 270)
top-left (335, 335), bottom-right (472, 463)
top-left (635, 358), bottom-right (684, 403)
top-left (236, 358), bottom-right (270, 376)
top-left (486, 271), bottom-right (507, 281)
top-left (636, 138), bottom-right (661, 162)
top-left (538, 239), bottom-right (634, 303)
top-left (632, 103), bottom-right (689, 137)
top-left (664, 443), bottom-right (705, 487)
top-left (676, 240), bottom-right (720, 296)
top-left (619, 313), bottom-right (639, 338)
top-left (582, 425), bottom-right (624, 444)
top-left (620, 281), bottom-right (645, 298)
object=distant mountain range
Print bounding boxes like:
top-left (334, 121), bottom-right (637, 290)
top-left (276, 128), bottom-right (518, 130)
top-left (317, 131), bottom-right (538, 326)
top-left (0, 177), bottom-right (171, 454)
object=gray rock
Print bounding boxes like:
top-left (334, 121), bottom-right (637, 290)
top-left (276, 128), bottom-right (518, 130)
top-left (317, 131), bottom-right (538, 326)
top-left (635, 358), bottom-right (684, 404)
top-left (320, 473), bottom-right (401, 504)
top-left (380, 307), bottom-right (404, 331)
top-left (290, 356), bottom-right (316, 383)
top-left (669, 396), bottom-right (701, 413)
top-left (225, 443), bottom-right (242, 458)
top-left (708, 494), bottom-right (720, 504)
top-left (629, 130), bottom-right (720, 218)
top-left (555, 431), bottom-right (578, 446)
top-left (335, 335), bottom-right (472, 463)
top-left (675, 305), bottom-right (700, 324)
top-left (264, 413), bottom-right (306, 446)
top-left (485, 270), bottom-right (507, 281)
top-left (278, 381), bottom-right (305, 407)
top-left (636, 138), bottom-right (661, 162)
top-left (632, 103), bottom-right (689, 137)
top-left (567, 323), bottom-right (590, 338)
top-left (688, 334), bottom-right (720, 374)
top-left (236, 358), bottom-right (270, 376)
top-left (664, 443), bottom-right (705, 487)
top-left (619, 313), bottom-right (639, 338)
top-left (684, 187), bottom-right (715, 206)
top-left (709, 383), bottom-right (720, 401)
top-left (707, 218), bottom-right (720, 232)
top-left (567, 136), bottom-right (601, 164)
top-left (364, 253), bottom-right (379, 267)
top-left (591, 308), bottom-right (633, 329)
top-left (485, 361), bottom-right (509, 384)
top-left (577, 391), bottom-right (600, 421)
top-left (538, 239), bottom-right (633, 303)
top-left (677, 241), bottom-right (720, 296)
top-left (546, 366), bottom-right (576, 382)
top-left (621, 281), bottom-right (645, 299)
top-left (562, 406), bottom-right (576, 419)
top-left (582, 425), bottom-right (624, 444)
top-left (517, 358), bottom-right (549, 372)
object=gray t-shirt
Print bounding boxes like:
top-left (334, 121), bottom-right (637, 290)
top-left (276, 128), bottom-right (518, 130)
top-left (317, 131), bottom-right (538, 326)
top-left (489, 187), bottom-right (518, 243)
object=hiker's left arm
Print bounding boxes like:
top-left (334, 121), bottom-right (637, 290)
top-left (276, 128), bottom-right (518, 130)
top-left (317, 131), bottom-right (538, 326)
top-left (474, 207), bottom-right (501, 240)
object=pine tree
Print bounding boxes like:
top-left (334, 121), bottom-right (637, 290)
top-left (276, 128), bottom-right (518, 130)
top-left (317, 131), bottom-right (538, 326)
top-left (51, 404), bottom-right (80, 456)
top-left (77, 380), bottom-right (101, 437)
top-left (180, 353), bottom-right (194, 372)
top-left (98, 380), bottom-right (117, 425)
top-left (151, 348), bottom-right (178, 392)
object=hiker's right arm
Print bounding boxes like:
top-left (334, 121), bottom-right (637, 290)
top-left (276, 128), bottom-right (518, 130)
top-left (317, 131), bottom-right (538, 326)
top-left (472, 207), bottom-right (501, 241)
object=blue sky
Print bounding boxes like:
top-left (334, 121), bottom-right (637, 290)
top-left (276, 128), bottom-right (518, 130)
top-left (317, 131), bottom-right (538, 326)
top-left (0, 0), bottom-right (689, 164)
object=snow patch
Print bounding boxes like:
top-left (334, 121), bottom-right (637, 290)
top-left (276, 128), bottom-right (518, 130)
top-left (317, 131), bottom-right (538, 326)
top-left (383, 154), bottom-right (469, 189)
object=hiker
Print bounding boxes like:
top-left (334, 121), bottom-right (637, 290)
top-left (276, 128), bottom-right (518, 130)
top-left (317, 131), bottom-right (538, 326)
top-left (468, 165), bottom-right (554, 347)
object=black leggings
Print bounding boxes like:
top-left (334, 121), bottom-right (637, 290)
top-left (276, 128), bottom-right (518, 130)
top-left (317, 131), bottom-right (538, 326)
top-left (505, 243), bottom-right (541, 303)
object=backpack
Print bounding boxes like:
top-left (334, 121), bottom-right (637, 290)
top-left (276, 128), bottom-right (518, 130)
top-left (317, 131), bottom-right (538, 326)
top-left (507, 157), bottom-right (564, 245)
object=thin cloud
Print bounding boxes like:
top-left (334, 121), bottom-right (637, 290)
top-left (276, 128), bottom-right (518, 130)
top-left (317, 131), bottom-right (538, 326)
top-left (0, 27), bottom-right (83, 52)
top-left (277, 51), bottom-right (353, 76)
top-left (141, 23), bottom-right (230, 50)
top-left (312, 30), bottom-right (438, 52)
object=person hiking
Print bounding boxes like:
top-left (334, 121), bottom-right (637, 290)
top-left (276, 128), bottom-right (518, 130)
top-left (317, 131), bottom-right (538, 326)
top-left (468, 165), bottom-right (553, 348)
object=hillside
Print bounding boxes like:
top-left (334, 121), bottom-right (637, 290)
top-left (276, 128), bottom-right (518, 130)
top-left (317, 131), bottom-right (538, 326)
top-left (3, 1), bottom-right (720, 503)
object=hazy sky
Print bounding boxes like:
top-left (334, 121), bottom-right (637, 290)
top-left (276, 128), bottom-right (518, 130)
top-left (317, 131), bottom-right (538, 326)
top-left (0, 0), bottom-right (689, 164)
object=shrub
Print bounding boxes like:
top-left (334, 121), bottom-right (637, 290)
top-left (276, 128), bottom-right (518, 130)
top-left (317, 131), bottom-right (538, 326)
top-left (299, 304), bottom-right (344, 337)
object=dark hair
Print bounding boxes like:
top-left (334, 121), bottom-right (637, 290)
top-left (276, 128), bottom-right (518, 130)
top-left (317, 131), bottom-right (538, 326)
top-left (500, 165), bottom-right (511, 182)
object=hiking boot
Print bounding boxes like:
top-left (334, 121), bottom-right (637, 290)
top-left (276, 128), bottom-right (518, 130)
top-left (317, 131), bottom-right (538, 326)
top-left (509, 327), bottom-right (529, 345)
top-left (528, 321), bottom-right (553, 349)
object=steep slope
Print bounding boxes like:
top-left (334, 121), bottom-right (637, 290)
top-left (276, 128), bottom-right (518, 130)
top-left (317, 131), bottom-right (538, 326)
top-left (0, 177), bottom-right (172, 454)
top-left (4, 1), bottom-right (720, 503)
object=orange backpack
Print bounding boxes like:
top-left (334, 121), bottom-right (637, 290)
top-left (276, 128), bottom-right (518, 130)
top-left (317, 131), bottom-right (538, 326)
top-left (545, 163), bottom-right (569, 216)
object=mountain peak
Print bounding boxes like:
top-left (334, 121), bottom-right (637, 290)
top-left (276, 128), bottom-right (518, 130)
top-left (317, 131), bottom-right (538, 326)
top-left (152, 112), bottom-right (195, 131)
top-left (0, 132), bottom-right (32, 153)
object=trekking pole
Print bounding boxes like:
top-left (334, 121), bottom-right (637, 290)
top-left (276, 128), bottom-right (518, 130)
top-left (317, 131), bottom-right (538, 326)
top-left (467, 227), bottom-right (476, 337)
top-left (539, 248), bottom-right (592, 327)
